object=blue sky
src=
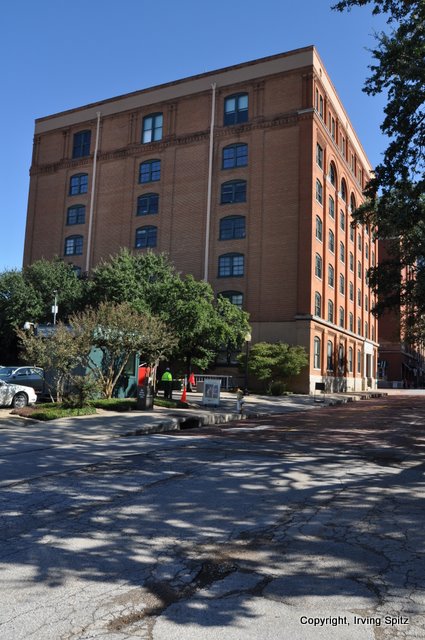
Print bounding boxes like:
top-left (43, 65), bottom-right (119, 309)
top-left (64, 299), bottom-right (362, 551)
top-left (0, 0), bottom-right (388, 272)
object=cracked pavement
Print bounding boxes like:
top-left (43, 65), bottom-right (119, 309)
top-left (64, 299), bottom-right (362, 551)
top-left (0, 395), bottom-right (424, 639)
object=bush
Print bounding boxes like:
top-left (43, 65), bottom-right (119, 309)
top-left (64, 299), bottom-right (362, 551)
top-left (269, 380), bottom-right (287, 396)
top-left (62, 375), bottom-right (102, 409)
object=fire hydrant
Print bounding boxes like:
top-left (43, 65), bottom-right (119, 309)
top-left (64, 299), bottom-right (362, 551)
top-left (236, 388), bottom-right (244, 412)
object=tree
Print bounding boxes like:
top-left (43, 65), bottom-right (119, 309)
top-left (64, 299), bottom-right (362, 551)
top-left (0, 259), bottom-right (86, 363)
top-left (332, 0), bottom-right (425, 329)
top-left (88, 250), bottom-right (251, 372)
top-left (243, 342), bottom-right (308, 394)
top-left (69, 302), bottom-right (177, 398)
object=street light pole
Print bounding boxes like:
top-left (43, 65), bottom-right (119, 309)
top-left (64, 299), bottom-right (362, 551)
top-left (244, 332), bottom-right (252, 394)
top-left (52, 290), bottom-right (58, 325)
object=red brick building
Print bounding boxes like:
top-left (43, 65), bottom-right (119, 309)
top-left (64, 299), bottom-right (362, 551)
top-left (24, 46), bottom-right (378, 392)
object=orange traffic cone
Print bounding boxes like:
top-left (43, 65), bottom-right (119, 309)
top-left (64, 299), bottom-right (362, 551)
top-left (180, 386), bottom-right (187, 402)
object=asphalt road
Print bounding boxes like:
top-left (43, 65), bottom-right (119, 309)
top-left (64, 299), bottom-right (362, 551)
top-left (0, 396), bottom-right (424, 639)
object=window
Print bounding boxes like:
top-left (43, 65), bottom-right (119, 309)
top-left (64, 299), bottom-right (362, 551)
top-left (358, 261), bottom-right (362, 278)
top-left (319, 95), bottom-right (324, 118)
top-left (340, 210), bottom-right (345, 231)
top-left (315, 253), bottom-right (322, 279)
top-left (365, 295), bottom-right (369, 311)
top-left (365, 321), bottom-right (369, 339)
top-left (328, 264), bottom-right (334, 287)
top-left (329, 230), bottom-right (335, 253)
top-left (329, 195), bottom-right (335, 219)
top-left (350, 224), bottom-right (354, 242)
top-left (372, 325), bottom-right (375, 341)
top-left (316, 143), bottom-right (323, 168)
top-left (139, 160), bottom-right (161, 183)
top-left (66, 205), bottom-right (85, 225)
top-left (340, 241), bottom-right (345, 263)
top-left (358, 233), bottom-right (362, 251)
top-left (72, 130), bottom-right (91, 159)
top-left (365, 242), bottom-right (369, 260)
top-left (221, 180), bottom-right (247, 204)
top-left (316, 179), bottom-right (323, 205)
top-left (314, 292), bottom-right (322, 316)
top-left (348, 347), bottom-right (353, 373)
top-left (357, 318), bottom-right (361, 334)
top-left (64, 235), bottom-right (83, 256)
top-left (339, 306), bottom-right (344, 327)
top-left (142, 113), bottom-right (163, 143)
top-left (135, 225), bottom-right (157, 248)
top-left (338, 344), bottom-right (345, 373)
top-left (316, 215), bottom-right (323, 241)
top-left (350, 194), bottom-right (356, 212)
top-left (349, 281), bottom-right (354, 301)
top-left (327, 341), bottom-right (334, 371)
top-left (339, 273), bottom-right (345, 294)
top-left (313, 337), bottom-right (321, 369)
top-left (220, 291), bottom-right (243, 308)
top-left (69, 173), bottom-right (88, 195)
top-left (349, 252), bottom-right (354, 271)
top-left (331, 118), bottom-right (336, 140)
top-left (328, 299), bottom-right (334, 323)
top-left (219, 216), bottom-right (246, 240)
top-left (372, 250), bottom-right (375, 266)
top-left (329, 163), bottom-right (336, 186)
top-left (357, 349), bottom-right (362, 373)
top-left (340, 178), bottom-right (347, 202)
top-left (222, 143), bottom-right (248, 169)
top-left (358, 288), bottom-right (361, 306)
top-left (224, 93), bottom-right (248, 126)
top-left (218, 253), bottom-right (244, 277)
top-left (137, 193), bottom-right (159, 215)
top-left (349, 312), bottom-right (354, 332)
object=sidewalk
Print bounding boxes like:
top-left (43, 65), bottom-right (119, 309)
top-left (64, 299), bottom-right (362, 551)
top-left (1, 389), bottom-right (389, 442)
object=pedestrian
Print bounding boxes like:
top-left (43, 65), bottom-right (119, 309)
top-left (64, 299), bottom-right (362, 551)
top-left (187, 371), bottom-right (196, 392)
top-left (161, 368), bottom-right (173, 399)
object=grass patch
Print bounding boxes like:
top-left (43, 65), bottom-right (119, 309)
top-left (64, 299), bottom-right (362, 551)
top-left (12, 403), bottom-right (97, 421)
top-left (92, 398), bottom-right (137, 412)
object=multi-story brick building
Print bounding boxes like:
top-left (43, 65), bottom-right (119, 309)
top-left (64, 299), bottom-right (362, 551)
top-left (24, 46), bottom-right (378, 392)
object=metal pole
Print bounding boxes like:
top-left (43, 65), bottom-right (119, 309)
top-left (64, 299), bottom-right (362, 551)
top-left (203, 83), bottom-right (216, 282)
top-left (53, 290), bottom-right (58, 325)
top-left (85, 111), bottom-right (101, 274)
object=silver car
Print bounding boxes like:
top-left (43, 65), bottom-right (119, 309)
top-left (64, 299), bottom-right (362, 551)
top-left (0, 380), bottom-right (38, 408)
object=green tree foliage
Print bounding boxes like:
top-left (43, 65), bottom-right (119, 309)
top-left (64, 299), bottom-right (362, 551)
top-left (89, 250), bottom-right (250, 370)
top-left (332, 0), bottom-right (425, 330)
top-left (70, 302), bottom-right (177, 398)
top-left (0, 259), bottom-right (85, 362)
top-left (243, 342), bottom-right (308, 393)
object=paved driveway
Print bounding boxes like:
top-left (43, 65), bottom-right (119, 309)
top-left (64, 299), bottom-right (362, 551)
top-left (0, 396), bottom-right (423, 639)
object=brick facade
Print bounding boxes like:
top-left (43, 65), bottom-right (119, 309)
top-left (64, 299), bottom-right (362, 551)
top-left (24, 46), bottom-right (378, 393)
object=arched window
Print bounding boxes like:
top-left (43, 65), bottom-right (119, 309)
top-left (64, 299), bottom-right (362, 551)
top-left (329, 195), bottom-right (335, 219)
top-left (328, 264), bottom-right (334, 287)
top-left (137, 193), bottom-right (159, 215)
top-left (221, 180), bottom-right (247, 204)
top-left (329, 230), bottom-right (335, 253)
top-left (69, 173), bottom-right (88, 196)
top-left (349, 312), bottom-right (354, 332)
top-left (315, 253), bottom-right (322, 278)
top-left (329, 162), bottom-right (336, 186)
top-left (340, 178), bottom-right (347, 202)
top-left (316, 179), bottom-right (323, 204)
top-left (338, 344), bottom-right (345, 373)
top-left (222, 143), bottom-right (248, 169)
top-left (314, 292), bottom-right (322, 316)
top-left (339, 273), bottom-right (345, 294)
top-left (142, 113), bottom-right (163, 143)
top-left (135, 225), bottom-right (157, 248)
top-left (316, 215), bottom-right (323, 241)
top-left (139, 159), bottom-right (161, 183)
top-left (313, 337), bottom-right (321, 369)
top-left (350, 193), bottom-right (356, 212)
top-left (328, 300), bottom-right (334, 323)
top-left (339, 306), bottom-right (345, 327)
top-left (220, 291), bottom-right (243, 308)
top-left (72, 130), bottom-right (91, 159)
top-left (224, 93), bottom-right (248, 126)
top-left (64, 235), bottom-right (83, 256)
top-left (218, 253), bottom-right (244, 277)
top-left (348, 347), bottom-right (353, 373)
top-left (66, 205), bottom-right (85, 225)
top-left (340, 241), bottom-right (345, 263)
top-left (340, 210), bottom-right (345, 230)
top-left (349, 281), bottom-right (354, 301)
top-left (219, 216), bottom-right (246, 240)
top-left (327, 341), bottom-right (334, 371)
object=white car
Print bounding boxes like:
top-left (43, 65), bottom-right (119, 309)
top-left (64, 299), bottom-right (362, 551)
top-left (0, 380), bottom-right (37, 408)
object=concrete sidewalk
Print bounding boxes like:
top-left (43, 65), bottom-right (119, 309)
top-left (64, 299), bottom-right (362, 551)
top-left (1, 389), bottom-right (389, 442)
